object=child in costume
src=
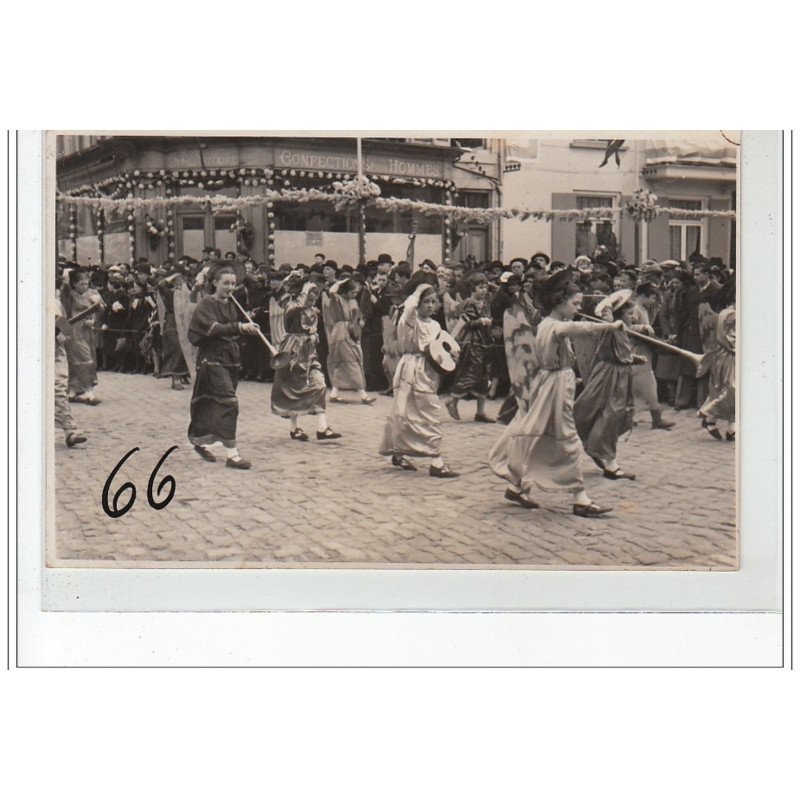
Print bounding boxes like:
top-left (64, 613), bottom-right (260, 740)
top-left (187, 261), bottom-right (261, 469)
top-left (574, 289), bottom-right (647, 480)
top-left (379, 277), bottom-right (460, 478)
top-left (271, 282), bottom-right (342, 442)
top-left (489, 270), bottom-right (622, 516)
top-left (444, 272), bottom-right (495, 423)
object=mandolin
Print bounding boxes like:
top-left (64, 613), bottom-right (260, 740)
top-left (424, 330), bottom-right (461, 374)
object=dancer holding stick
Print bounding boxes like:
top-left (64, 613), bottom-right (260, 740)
top-left (489, 270), bottom-right (622, 516)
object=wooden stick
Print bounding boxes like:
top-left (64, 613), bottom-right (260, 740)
top-left (576, 311), bottom-right (701, 363)
top-left (230, 295), bottom-right (277, 357)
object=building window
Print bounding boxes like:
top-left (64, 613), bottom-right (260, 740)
top-left (457, 190), bottom-right (490, 209)
top-left (574, 195), bottom-right (617, 259)
top-left (177, 210), bottom-right (240, 259)
top-left (451, 138), bottom-right (485, 149)
top-left (666, 199), bottom-right (705, 261)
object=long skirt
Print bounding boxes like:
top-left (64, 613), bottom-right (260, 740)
top-left (159, 312), bottom-right (189, 378)
top-left (699, 350), bottom-right (735, 422)
top-left (188, 361), bottom-right (239, 448)
top-left (574, 362), bottom-right (634, 463)
top-left (451, 341), bottom-right (491, 398)
top-left (489, 368), bottom-right (585, 493)
top-left (271, 335), bottom-right (327, 417)
top-left (328, 322), bottom-right (366, 391)
top-left (379, 353), bottom-right (442, 458)
top-left (64, 324), bottom-right (97, 396)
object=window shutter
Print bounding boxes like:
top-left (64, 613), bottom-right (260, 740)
top-left (551, 193), bottom-right (576, 263)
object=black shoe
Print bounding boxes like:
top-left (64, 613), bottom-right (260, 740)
top-left (725, 430), bottom-right (735, 442)
top-left (573, 502), bottom-right (612, 517)
top-left (429, 464), bottom-right (459, 478)
top-left (392, 454), bottom-right (417, 471)
top-left (706, 424), bottom-right (722, 440)
top-left (603, 468), bottom-right (636, 481)
top-left (65, 432), bottom-right (87, 448)
top-left (225, 456), bottom-right (251, 469)
top-left (317, 428), bottom-right (342, 440)
top-left (194, 444), bottom-right (217, 462)
top-left (474, 414), bottom-right (496, 424)
top-left (504, 488), bottom-right (539, 508)
top-left (290, 428), bottom-right (309, 442)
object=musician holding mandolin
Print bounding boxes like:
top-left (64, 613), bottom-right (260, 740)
top-left (379, 275), bottom-right (461, 478)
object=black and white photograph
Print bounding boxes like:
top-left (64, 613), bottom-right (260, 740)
top-left (47, 131), bottom-right (739, 570)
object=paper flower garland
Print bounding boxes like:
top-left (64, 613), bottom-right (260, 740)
top-left (96, 207), bottom-right (105, 264)
top-left (330, 176), bottom-right (382, 211)
top-left (69, 206), bottom-right (78, 261)
top-left (145, 215), bottom-right (168, 249)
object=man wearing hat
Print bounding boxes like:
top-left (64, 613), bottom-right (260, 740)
top-left (530, 252), bottom-right (551, 272)
top-left (377, 253), bottom-right (395, 270)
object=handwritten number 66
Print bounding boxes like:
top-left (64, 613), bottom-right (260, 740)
top-left (101, 446), bottom-right (178, 518)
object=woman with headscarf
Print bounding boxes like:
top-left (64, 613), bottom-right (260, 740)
top-left (187, 261), bottom-right (261, 469)
top-left (271, 281), bottom-right (342, 442)
top-left (60, 268), bottom-right (104, 404)
top-left (489, 270), bottom-right (622, 516)
top-left (327, 278), bottom-right (375, 404)
top-left (379, 278), bottom-right (460, 478)
top-left (157, 268), bottom-right (191, 390)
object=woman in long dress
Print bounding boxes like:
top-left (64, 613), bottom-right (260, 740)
top-left (574, 290), bottom-right (646, 480)
top-left (157, 270), bottom-right (190, 390)
top-left (489, 270), bottom-right (622, 516)
top-left (187, 262), bottom-right (260, 469)
top-left (271, 282), bottom-right (341, 442)
top-left (379, 280), bottom-right (460, 478)
top-left (327, 279), bottom-right (375, 404)
top-left (698, 304), bottom-right (735, 441)
top-left (61, 268), bottom-right (104, 405)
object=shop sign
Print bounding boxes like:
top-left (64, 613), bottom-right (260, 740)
top-left (276, 149), bottom-right (442, 179)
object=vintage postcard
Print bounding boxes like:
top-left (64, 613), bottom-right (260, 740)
top-left (45, 131), bottom-right (742, 572)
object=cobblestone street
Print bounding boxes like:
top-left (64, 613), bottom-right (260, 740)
top-left (52, 373), bottom-right (737, 569)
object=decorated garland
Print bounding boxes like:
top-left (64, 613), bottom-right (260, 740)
top-left (443, 187), bottom-right (453, 262)
top-left (68, 205), bottom-right (78, 261)
top-left (127, 204), bottom-right (136, 262)
top-left (165, 185), bottom-right (175, 261)
top-left (266, 200), bottom-right (276, 267)
top-left (58, 188), bottom-right (736, 223)
top-left (145, 215), bottom-right (168, 250)
top-left (96, 207), bottom-right (105, 264)
top-left (61, 167), bottom-right (455, 202)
